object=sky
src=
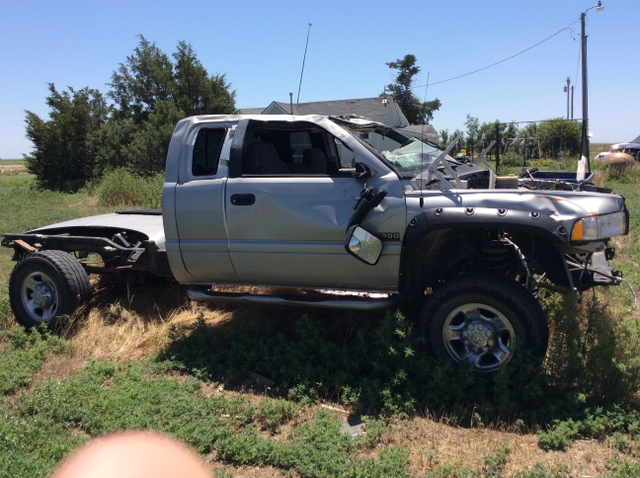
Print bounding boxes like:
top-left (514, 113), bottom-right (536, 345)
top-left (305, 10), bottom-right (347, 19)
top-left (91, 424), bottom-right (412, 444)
top-left (1, 0), bottom-right (638, 159)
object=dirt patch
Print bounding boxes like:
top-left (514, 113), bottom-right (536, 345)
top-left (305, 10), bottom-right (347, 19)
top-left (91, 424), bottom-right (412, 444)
top-left (29, 353), bottom-right (87, 388)
top-left (0, 164), bottom-right (24, 172)
top-left (397, 418), bottom-right (614, 477)
top-left (197, 414), bottom-right (620, 477)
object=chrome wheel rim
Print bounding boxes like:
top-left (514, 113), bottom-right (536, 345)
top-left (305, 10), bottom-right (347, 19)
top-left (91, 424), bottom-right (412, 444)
top-left (21, 271), bottom-right (58, 323)
top-left (442, 302), bottom-right (516, 372)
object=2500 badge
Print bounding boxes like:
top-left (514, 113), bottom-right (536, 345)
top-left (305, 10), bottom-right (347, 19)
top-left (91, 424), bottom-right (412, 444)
top-left (380, 232), bottom-right (401, 241)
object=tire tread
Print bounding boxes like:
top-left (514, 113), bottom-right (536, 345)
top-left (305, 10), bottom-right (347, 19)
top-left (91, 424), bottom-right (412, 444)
top-left (9, 250), bottom-right (91, 327)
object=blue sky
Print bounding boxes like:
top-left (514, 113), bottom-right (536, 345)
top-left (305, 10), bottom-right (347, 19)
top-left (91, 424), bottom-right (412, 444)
top-left (1, 0), bottom-right (638, 159)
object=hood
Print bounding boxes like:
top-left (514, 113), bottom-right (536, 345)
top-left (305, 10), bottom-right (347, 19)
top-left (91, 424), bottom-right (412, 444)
top-left (407, 188), bottom-right (626, 222)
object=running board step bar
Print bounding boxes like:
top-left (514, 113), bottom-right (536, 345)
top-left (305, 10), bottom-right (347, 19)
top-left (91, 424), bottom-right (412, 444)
top-left (187, 287), bottom-right (398, 311)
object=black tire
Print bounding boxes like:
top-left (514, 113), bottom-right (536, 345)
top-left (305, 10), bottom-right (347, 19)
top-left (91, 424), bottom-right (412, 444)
top-left (420, 272), bottom-right (548, 373)
top-left (8, 250), bottom-right (91, 328)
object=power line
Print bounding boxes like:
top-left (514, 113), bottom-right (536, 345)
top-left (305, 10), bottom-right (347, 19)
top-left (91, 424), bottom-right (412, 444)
top-left (413, 22), bottom-right (578, 90)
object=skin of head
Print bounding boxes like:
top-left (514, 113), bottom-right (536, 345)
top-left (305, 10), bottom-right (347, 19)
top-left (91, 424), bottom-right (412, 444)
top-left (52, 430), bottom-right (212, 478)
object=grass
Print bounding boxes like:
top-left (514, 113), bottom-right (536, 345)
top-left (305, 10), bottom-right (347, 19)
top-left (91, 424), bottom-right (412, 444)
top-left (1, 164), bottom-right (640, 476)
top-left (97, 168), bottom-right (163, 208)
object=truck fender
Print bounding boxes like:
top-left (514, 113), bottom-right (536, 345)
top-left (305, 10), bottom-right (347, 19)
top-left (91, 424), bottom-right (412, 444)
top-left (398, 207), bottom-right (571, 299)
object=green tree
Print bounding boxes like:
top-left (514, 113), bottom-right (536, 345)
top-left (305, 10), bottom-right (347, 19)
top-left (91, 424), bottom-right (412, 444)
top-left (451, 129), bottom-right (465, 156)
top-left (26, 35), bottom-right (240, 187)
top-left (121, 101), bottom-right (184, 174)
top-left (464, 114), bottom-right (480, 157)
top-left (477, 121), bottom-right (496, 157)
top-left (438, 128), bottom-right (450, 149)
top-left (385, 54), bottom-right (441, 125)
top-left (108, 35), bottom-right (175, 124)
top-left (502, 122), bottom-right (520, 156)
top-left (519, 122), bottom-right (541, 160)
top-left (537, 118), bottom-right (581, 158)
top-left (173, 41), bottom-right (237, 116)
top-left (106, 36), bottom-right (238, 175)
top-left (25, 84), bottom-right (109, 192)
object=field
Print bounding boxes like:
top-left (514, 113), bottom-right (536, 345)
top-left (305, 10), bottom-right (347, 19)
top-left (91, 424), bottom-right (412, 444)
top-left (1, 160), bottom-right (640, 477)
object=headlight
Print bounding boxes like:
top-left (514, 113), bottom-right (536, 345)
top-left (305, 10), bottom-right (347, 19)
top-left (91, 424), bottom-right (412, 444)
top-left (571, 211), bottom-right (627, 241)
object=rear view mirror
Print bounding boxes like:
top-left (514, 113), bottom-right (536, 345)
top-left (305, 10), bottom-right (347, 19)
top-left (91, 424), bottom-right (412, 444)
top-left (345, 225), bottom-right (383, 265)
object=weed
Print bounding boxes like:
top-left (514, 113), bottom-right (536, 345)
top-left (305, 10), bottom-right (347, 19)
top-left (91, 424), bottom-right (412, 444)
top-left (256, 398), bottom-right (300, 434)
top-left (542, 292), bottom-right (640, 409)
top-left (19, 361), bottom-right (238, 453)
top-left (482, 439), bottom-right (510, 478)
top-left (360, 415), bottom-right (391, 448)
top-left (0, 326), bottom-right (70, 395)
top-left (611, 432), bottom-right (633, 455)
top-left (0, 411), bottom-right (85, 478)
top-left (604, 458), bottom-right (640, 477)
top-left (537, 419), bottom-right (580, 451)
top-left (514, 463), bottom-right (570, 478)
top-left (97, 168), bottom-right (163, 208)
top-left (213, 470), bottom-right (235, 478)
top-left (215, 409), bottom-right (410, 477)
top-left (0, 294), bottom-right (12, 330)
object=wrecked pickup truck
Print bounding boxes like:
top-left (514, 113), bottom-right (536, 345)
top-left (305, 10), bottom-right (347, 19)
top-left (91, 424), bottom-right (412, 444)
top-left (2, 114), bottom-right (629, 373)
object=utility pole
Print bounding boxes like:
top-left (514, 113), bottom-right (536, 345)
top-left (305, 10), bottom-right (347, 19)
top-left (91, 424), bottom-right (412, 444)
top-left (571, 85), bottom-right (574, 119)
top-left (580, 1), bottom-right (604, 172)
top-left (563, 77), bottom-right (571, 119)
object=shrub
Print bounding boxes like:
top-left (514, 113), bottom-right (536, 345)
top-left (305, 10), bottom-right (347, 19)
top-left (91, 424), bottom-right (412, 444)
top-left (543, 293), bottom-right (640, 407)
top-left (500, 151), bottom-right (525, 168)
top-left (97, 168), bottom-right (163, 208)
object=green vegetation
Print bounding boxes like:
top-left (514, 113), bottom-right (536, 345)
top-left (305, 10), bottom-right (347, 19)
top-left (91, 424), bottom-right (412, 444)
top-left (1, 165), bottom-right (640, 476)
top-left (386, 54), bottom-right (441, 125)
top-left (97, 168), bottom-right (164, 208)
top-left (25, 35), bottom-right (238, 192)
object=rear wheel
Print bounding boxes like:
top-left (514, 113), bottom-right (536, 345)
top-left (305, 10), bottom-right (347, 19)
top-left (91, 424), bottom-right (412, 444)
top-left (9, 250), bottom-right (91, 327)
top-left (420, 272), bottom-right (548, 373)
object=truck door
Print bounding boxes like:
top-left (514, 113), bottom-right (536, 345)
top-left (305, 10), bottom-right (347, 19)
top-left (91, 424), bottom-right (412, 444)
top-left (173, 124), bottom-right (237, 282)
top-left (224, 120), bottom-right (404, 291)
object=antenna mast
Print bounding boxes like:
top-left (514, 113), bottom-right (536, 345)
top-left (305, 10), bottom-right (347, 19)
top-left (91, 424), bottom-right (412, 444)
top-left (296, 23), bottom-right (312, 104)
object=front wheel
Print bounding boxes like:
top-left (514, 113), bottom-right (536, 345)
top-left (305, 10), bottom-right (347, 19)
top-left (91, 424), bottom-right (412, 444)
top-left (420, 272), bottom-right (548, 373)
top-left (9, 250), bottom-right (91, 328)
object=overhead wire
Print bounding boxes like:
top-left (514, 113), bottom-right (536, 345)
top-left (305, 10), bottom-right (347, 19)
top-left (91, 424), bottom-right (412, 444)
top-left (412, 21), bottom-right (580, 90)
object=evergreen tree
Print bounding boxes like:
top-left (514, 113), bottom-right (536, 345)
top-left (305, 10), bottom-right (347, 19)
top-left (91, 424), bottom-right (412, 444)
top-left (26, 35), bottom-right (239, 189)
top-left (385, 54), bottom-right (441, 125)
top-left (25, 84), bottom-right (109, 191)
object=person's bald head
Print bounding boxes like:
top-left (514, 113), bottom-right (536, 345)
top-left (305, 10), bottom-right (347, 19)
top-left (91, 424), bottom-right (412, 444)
top-left (52, 431), bottom-right (212, 478)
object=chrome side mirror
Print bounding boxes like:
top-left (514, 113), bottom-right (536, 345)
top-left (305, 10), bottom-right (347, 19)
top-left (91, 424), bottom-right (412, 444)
top-left (345, 225), bottom-right (383, 265)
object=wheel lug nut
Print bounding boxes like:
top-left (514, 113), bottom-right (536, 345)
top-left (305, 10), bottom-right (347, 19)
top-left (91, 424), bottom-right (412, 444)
top-left (478, 324), bottom-right (484, 331)
top-left (482, 347), bottom-right (488, 352)
top-left (488, 340), bottom-right (494, 347)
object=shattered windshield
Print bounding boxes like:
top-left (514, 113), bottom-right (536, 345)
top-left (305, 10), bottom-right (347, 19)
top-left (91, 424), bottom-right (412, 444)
top-left (381, 138), bottom-right (458, 178)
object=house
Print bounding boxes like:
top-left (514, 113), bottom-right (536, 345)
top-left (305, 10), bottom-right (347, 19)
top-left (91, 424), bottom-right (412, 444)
top-left (241, 97), bottom-right (439, 146)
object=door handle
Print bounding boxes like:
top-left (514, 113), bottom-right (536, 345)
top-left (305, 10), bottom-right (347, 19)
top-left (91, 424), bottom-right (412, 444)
top-left (230, 194), bottom-right (255, 206)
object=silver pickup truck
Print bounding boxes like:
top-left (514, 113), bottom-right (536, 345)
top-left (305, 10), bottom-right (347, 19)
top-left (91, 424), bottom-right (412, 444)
top-left (2, 114), bottom-right (629, 373)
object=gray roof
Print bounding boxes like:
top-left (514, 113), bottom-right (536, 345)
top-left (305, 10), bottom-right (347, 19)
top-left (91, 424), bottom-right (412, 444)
top-left (238, 107), bottom-right (265, 115)
top-left (240, 97), bottom-right (411, 128)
